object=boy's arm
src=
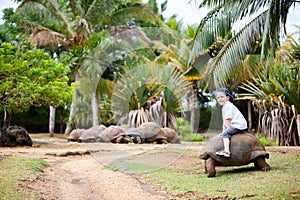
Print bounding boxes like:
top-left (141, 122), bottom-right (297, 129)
top-left (223, 118), bottom-right (232, 131)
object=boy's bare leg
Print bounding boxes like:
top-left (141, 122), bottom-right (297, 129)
top-left (216, 137), bottom-right (231, 157)
top-left (223, 138), bottom-right (230, 153)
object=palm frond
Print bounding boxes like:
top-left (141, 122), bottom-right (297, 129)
top-left (188, 5), bottom-right (223, 67)
top-left (109, 25), bottom-right (152, 50)
top-left (111, 64), bottom-right (191, 120)
top-left (207, 11), bottom-right (267, 88)
top-left (198, 0), bottom-right (270, 21)
top-left (108, 4), bottom-right (163, 27)
top-left (17, 0), bottom-right (74, 37)
top-left (239, 56), bottom-right (300, 111)
top-left (31, 29), bottom-right (70, 49)
top-left (151, 40), bottom-right (187, 72)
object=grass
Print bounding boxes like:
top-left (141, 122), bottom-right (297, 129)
top-left (0, 155), bottom-right (47, 200)
top-left (108, 148), bottom-right (300, 199)
top-left (29, 133), bottom-right (67, 139)
top-left (184, 134), bottom-right (204, 142)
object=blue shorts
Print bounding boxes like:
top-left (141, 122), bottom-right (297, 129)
top-left (221, 126), bottom-right (246, 139)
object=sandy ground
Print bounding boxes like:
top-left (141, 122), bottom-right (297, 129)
top-left (0, 137), bottom-right (203, 200)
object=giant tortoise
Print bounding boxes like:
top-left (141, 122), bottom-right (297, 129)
top-left (79, 125), bottom-right (107, 143)
top-left (98, 125), bottom-right (131, 143)
top-left (1, 126), bottom-right (32, 146)
top-left (138, 122), bottom-right (169, 144)
top-left (67, 128), bottom-right (85, 142)
top-left (199, 133), bottom-right (270, 177)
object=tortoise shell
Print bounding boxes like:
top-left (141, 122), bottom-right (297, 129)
top-left (199, 133), bottom-right (269, 166)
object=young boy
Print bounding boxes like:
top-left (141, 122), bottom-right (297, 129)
top-left (215, 88), bottom-right (247, 157)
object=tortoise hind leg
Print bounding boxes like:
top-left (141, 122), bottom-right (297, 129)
top-left (253, 157), bottom-right (270, 171)
top-left (206, 157), bottom-right (216, 177)
top-left (204, 160), bottom-right (208, 174)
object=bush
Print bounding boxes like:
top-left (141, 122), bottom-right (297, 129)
top-left (258, 135), bottom-right (278, 146)
top-left (177, 118), bottom-right (203, 141)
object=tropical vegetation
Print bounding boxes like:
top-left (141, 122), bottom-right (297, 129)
top-left (0, 0), bottom-right (299, 146)
top-left (0, 41), bottom-right (72, 130)
top-left (189, 0), bottom-right (299, 89)
top-left (239, 36), bottom-right (300, 145)
top-left (187, 0), bottom-right (300, 145)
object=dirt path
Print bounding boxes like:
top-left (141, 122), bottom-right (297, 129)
top-left (0, 137), bottom-right (202, 200)
top-left (35, 155), bottom-right (168, 200)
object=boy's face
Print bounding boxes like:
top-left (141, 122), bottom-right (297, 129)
top-left (216, 92), bottom-right (230, 106)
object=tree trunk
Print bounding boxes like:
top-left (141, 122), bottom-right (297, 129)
top-left (92, 91), bottom-right (99, 127)
top-left (164, 111), bottom-right (167, 127)
top-left (248, 101), bottom-right (252, 132)
top-left (190, 92), bottom-right (199, 133)
top-left (49, 106), bottom-right (55, 137)
top-left (3, 108), bottom-right (12, 129)
top-left (65, 72), bottom-right (80, 134)
top-left (65, 102), bottom-right (74, 135)
top-left (60, 107), bottom-right (63, 133)
top-left (297, 114), bottom-right (300, 144)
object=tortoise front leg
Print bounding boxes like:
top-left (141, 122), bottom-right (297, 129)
top-left (254, 157), bottom-right (270, 171)
top-left (206, 157), bottom-right (216, 177)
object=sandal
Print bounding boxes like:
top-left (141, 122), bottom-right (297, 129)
top-left (216, 151), bottom-right (231, 157)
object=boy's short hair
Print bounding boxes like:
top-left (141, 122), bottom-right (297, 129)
top-left (217, 88), bottom-right (234, 103)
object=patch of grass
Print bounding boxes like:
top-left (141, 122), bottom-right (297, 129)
top-left (184, 134), bottom-right (203, 142)
top-left (108, 161), bottom-right (161, 173)
top-left (29, 133), bottom-right (67, 139)
top-left (127, 151), bottom-right (300, 199)
top-left (0, 155), bottom-right (47, 200)
top-left (258, 136), bottom-right (278, 146)
top-left (143, 147), bottom-right (186, 154)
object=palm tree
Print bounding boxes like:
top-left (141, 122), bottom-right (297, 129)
top-left (149, 30), bottom-right (200, 131)
top-left (15, 0), bottom-right (162, 49)
top-left (190, 0), bottom-right (299, 89)
top-left (112, 63), bottom-right (191, 129)
top-left (110, 23), bottom-right (205, 132)
top-left (77, 37), bottom-right (130, 127)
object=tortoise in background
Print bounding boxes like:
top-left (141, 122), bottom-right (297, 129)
top-left (0, 126), bottom-right (32, 147)
top-left (199, 133), bottom-right (270, 177)
top-left (98, 125), bottom-right (131, 143)
top-left (138, 122), bottom-right (169, 144)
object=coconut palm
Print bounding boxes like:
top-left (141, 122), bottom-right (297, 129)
top-left (15, 0), bottom-right (162, 49)
top-left (190, 0), bottom-right (299, 89)
top-left (79, 37), bottom-right (130, 127)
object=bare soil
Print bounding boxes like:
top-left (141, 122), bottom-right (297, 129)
top-left (0, 137), bottom-right (203, 200)
top-left (1, 137), bottom-right (299, 200)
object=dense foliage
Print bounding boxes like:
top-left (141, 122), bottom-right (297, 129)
top-left (0, 42), bottom-right (72, 115)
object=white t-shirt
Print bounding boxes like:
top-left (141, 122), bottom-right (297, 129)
top-left (222, 101), bottom-right (247, 130)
